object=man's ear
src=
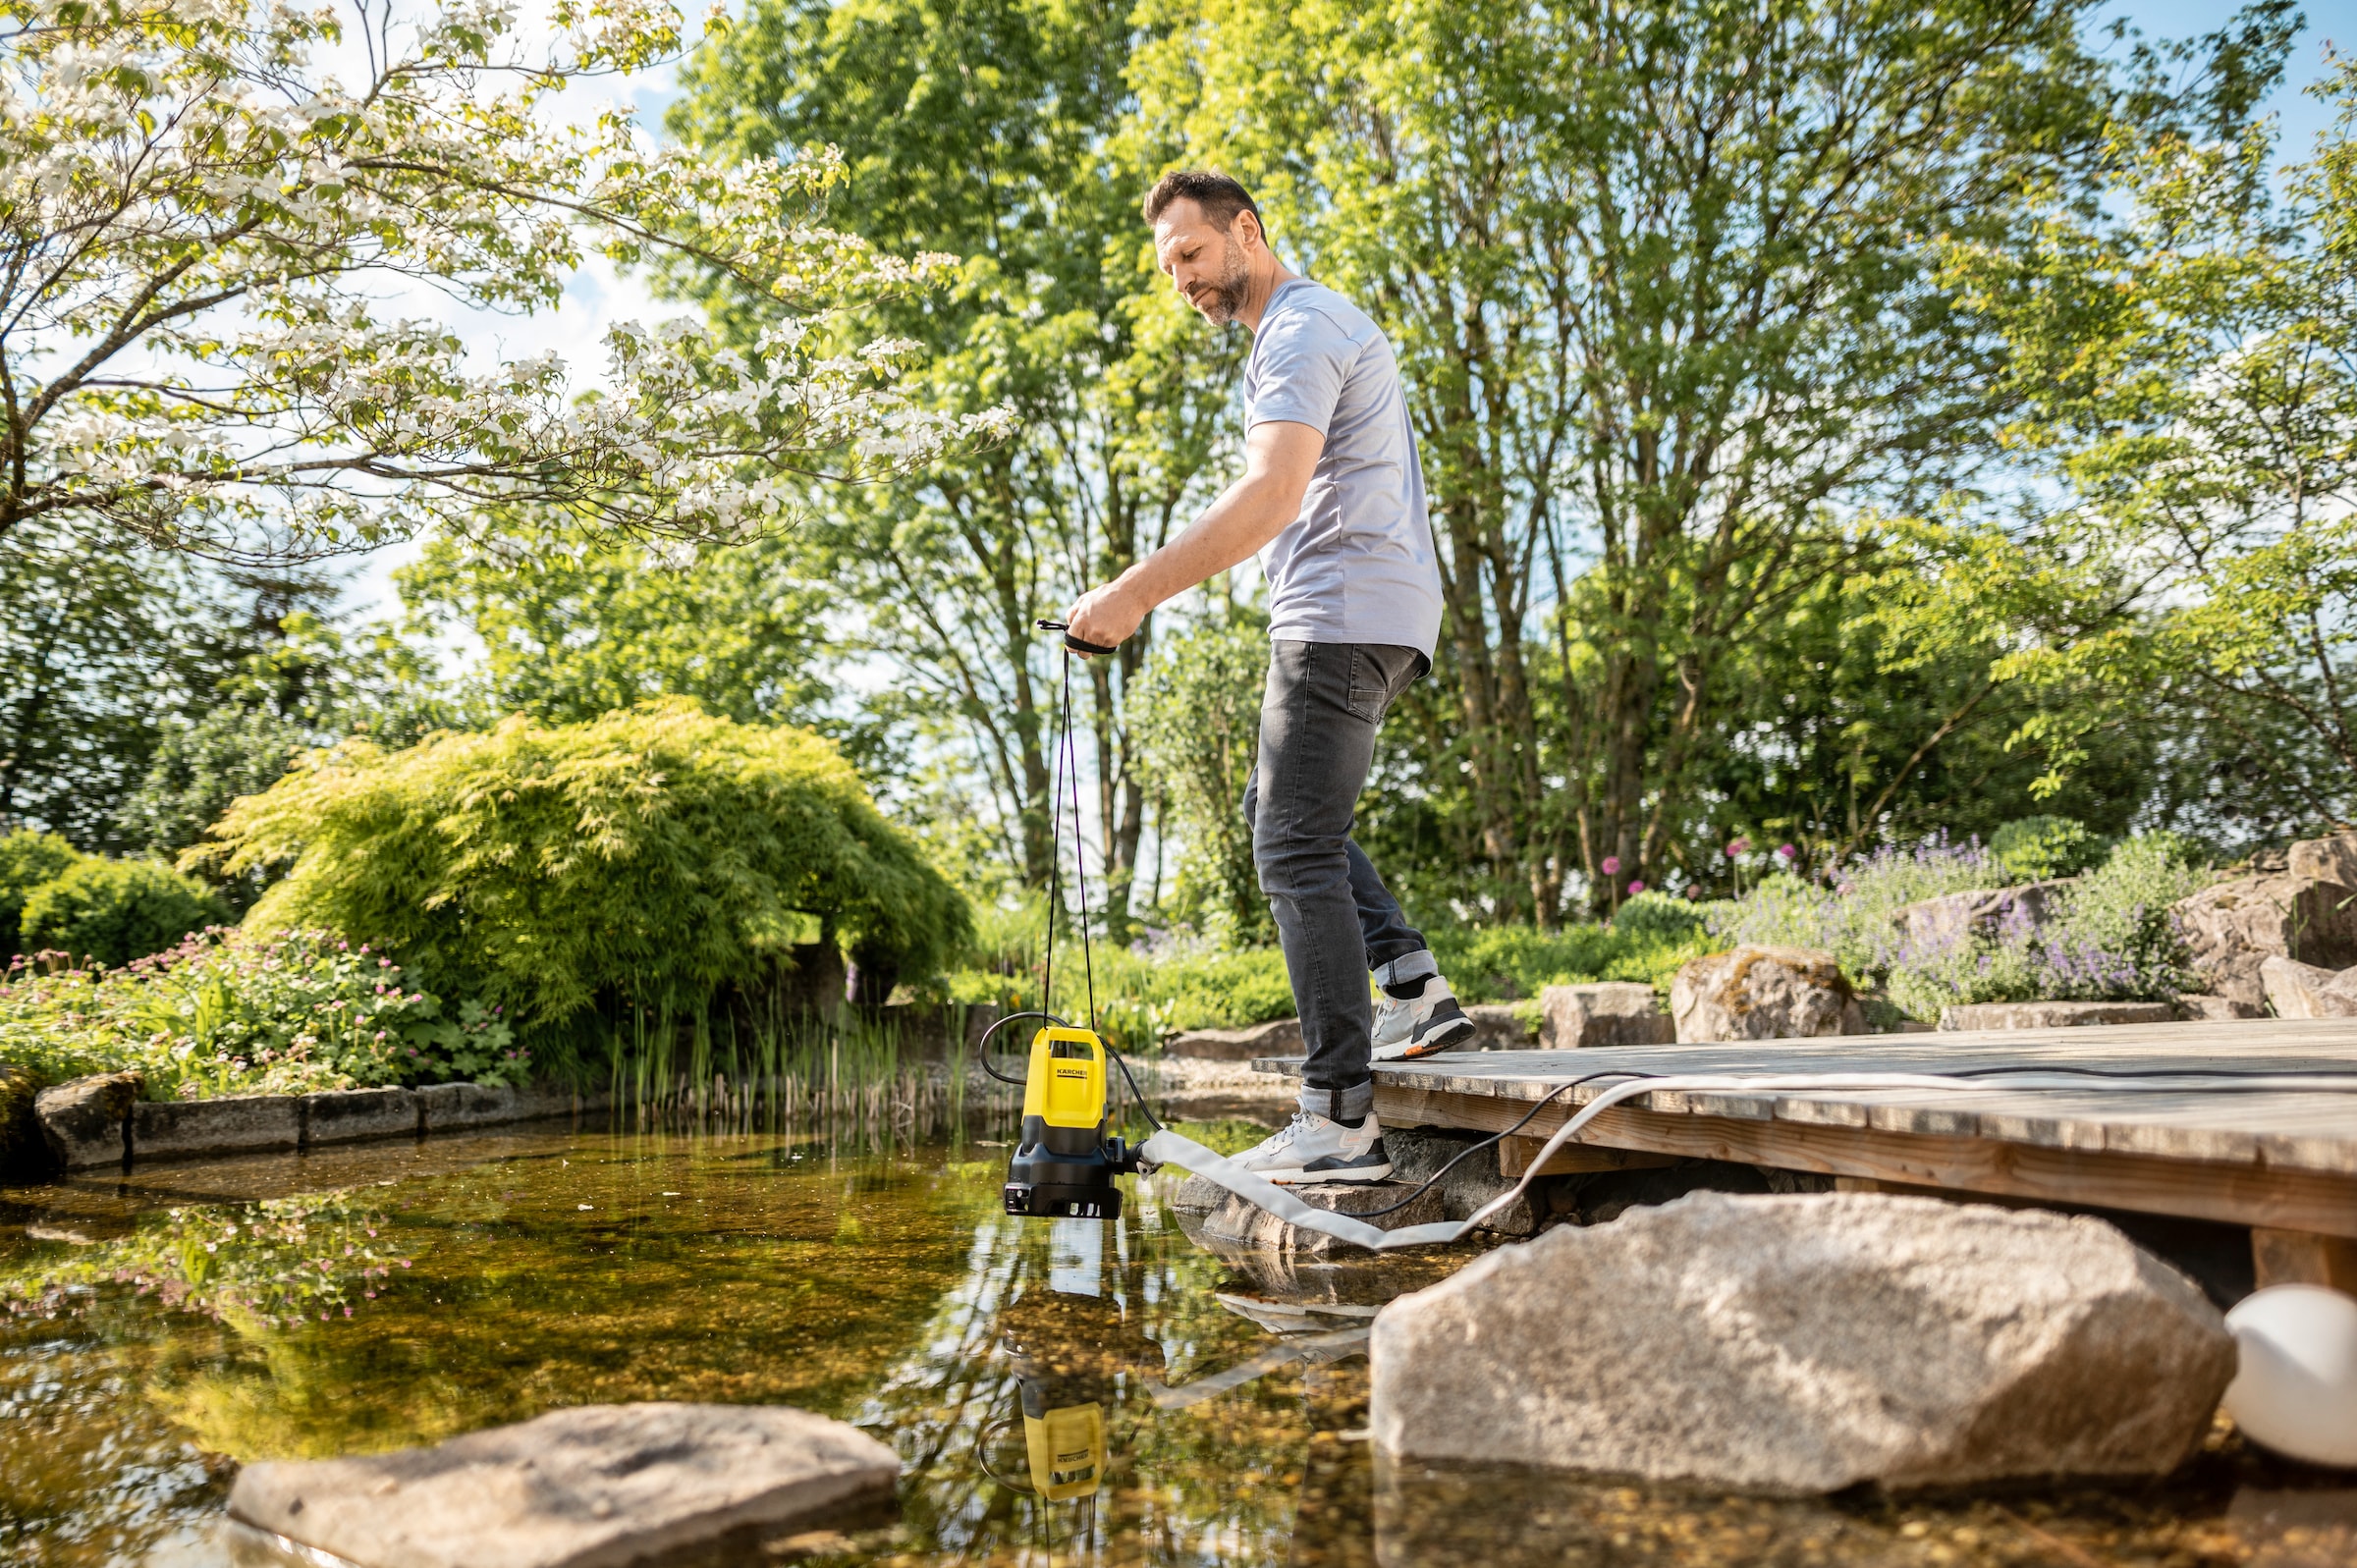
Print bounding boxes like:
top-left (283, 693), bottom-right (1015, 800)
top-left (1235, 208), bottom-right (1266, 254)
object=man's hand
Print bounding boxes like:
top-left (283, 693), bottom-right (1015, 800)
top-left (1068, 580), bottom-right (1149, 652)
top-left (1061, 420), bottom-right (1322, 655)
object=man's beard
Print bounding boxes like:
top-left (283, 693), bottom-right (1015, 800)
top-left (1190, 235), bottom-right (1252, 324)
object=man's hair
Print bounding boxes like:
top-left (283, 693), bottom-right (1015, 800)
top-left (1142, 169), bottom-right (1263, 236)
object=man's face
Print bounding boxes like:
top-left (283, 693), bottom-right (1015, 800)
top-left (1154, 200), bottom-right (1255, 326)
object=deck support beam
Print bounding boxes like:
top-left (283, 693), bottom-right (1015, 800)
top-left (1374, 1084), bottom-right (2357, 1241)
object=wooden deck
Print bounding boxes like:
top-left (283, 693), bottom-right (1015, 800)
top-left (1253, 1019), bottom-right (2357, 1288)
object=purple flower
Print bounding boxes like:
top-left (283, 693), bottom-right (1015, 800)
top-left (1626, 879), bottom-right (1646, 894)
top-left (1776, 842), bottom-right (1797, 861)
top-left (1726, 838), bottom-right (1750, 858)
top-left (1601, 855), bottom-right (1621, 877)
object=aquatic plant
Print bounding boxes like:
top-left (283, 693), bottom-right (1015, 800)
top-left (0, 927), bottom-right (522, 1100)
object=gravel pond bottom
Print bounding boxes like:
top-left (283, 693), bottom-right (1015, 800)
top-left (0, 1119), bottom-right (2349, 1567)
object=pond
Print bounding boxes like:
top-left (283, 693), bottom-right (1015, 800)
top-left (1, 1119), bottom-right (2348, 1567)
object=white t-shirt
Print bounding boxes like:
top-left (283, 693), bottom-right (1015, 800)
top-left (1242, 278), bottom-right (1443, 660)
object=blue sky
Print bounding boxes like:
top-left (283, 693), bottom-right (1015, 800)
top-left (2106, 0), bottom-right (2343, 159)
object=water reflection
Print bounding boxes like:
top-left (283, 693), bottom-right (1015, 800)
top-left (0, 1123), bottom-right (2351, 1567)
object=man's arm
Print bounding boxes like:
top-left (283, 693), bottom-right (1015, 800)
top-left (1065, 420), bottom-right (1322, 651)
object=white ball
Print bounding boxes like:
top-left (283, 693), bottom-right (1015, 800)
top-left (2223, 1284), bottom-right (2357, 1468)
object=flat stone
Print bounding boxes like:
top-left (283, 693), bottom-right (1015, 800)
top-left (1670, 946), bottom-right (1865, 1042)
top-left (1369, 1191), bottom-right (2234, 1493)
top-left (1165, 1017), bottom-right (1302, 1061)
top-left (2259, 955), bottom-right (2357, 1020)
top-left (1163, 1172), bottom-right (1230, 1214)
top-left (1938, 1000), bottom-right (2177, 1031)
top-left (1384, 1126), bottom-right (1540, 1235)
top-left (2173, 993), bottom-right (2270, 1022)
top-left (2173, 872), bottom-right (2357, 1007)
top-left (131, 1094), bottom-right (301, 1162)
top-left (303, 1087), bottom-right (420, 1146)
top-left (32, 1071), bottom-right (139, 1169)
top-left (1195, 1179), bottom-right (1445, 1257)
top-left (228, 1401), bottom-right (899, 1568)
top-left (1540, 983), bottom-right (1674, 1050)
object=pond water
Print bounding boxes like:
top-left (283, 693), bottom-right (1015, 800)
top-left (1, 1120), bottom-right (2349, 1567)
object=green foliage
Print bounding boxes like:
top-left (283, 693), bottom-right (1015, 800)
top-left (1907, 53), bottom-right (2357, 842)
top-left (395, 513), bottom-right (830, 729)
top-left (1990, 816), bottom-right (2105, 880)
top-left (1428, 897), bottom-right (1710, 1000)
top-left (1128, 613), bottom-right (1270, 945)
top-left (0, 830), bottom-right (83, 958)
top-left (20, 858), bottom-right (229, 968)
top-left (196, 699), bottom-right (969, 1034)
top-left (0, 928), bottom-right (521, 1101)
top-left (668, 0), bottom-right (1236, 900)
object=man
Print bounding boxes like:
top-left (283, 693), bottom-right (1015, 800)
top-left (1064, 169), bottom-right (1474, 1185)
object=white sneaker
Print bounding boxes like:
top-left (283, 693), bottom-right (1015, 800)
top-left (1371, 976), bottom-right (1478, 1061)
top-left (1231, 1109), bottom-right (1393, 1185)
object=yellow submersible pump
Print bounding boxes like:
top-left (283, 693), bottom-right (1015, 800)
top-left (983, 622), bottom-right (1157, 1221)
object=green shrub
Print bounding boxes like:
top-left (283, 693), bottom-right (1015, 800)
top-left (0, 928), bottom-right (522, 1099)
top-left (0, 829), bottom-right (84, 958)
top-left (20, 857), bottom-right (230, 967)
top-left (1990, 815), bottom-right (2105, 880)
top-left (194, 699), bottom-right (968, 1033)
top-left (1709, 836), bottom-right (2013, 983)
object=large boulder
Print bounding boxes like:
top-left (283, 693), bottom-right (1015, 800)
top-left (1368, 1191), bottom-right (2233, 1493)
top-left (2172, 871), bottom-right (2357, 1008)
top-left (1891, 880), bottom-right (2074, 948)
top-left (228, 1402), bottom-right (899, 1568)
top-left (1541, 983), bottom-right (1674, 1049)
top-left (1669, 946), bottom-right (1865, 1042)
top-left (2287, 830), bottom-right (2357, 888)
top-left (2259, 955), bottom-right (2357, 1020)
top-left (32, 1071), bottom-right (140, 1169)
top-left (1384, 1125), bottom-right (1541, 1236)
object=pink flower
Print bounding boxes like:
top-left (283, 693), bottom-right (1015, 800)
top-left (1685, 883), bottom-right (1703, 899)
top-left (1627, 880), bottom-right (1646, 894)
top-left (1726, 838), bottom-right (1750, 857)
top-left (1776, 842), bottom-right (1797, 861)
top-left (1600, 854), bottom-right (1621, 877)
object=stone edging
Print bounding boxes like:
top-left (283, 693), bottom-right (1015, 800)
top-left (32, 1076), bottom-right (610, 1172)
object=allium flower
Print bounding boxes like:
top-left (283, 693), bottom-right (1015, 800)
top-left (1601, 855), bottom-right (1621, 877)
top-left (1726, 838), bottom-right (1750, 857)
top-left (1627, 880), bottom-right (1646, 894)
top-left (1777, 842), bottom-right (1797, 861)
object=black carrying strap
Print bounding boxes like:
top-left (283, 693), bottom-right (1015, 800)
top-left (1036, 618), bottom-right (1117, 657)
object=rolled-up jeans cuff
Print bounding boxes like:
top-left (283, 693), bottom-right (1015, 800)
top-left (1372, 948), bottom-right (1439, 990)
top-left (1300, 1079), bottom-right (1374, 1124)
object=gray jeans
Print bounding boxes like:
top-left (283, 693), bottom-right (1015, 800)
top-left (1242, 640), bottom-right (1431, 1097)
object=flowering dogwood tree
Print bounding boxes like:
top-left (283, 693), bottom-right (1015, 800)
top-left (0, 0), bottom-right (1010, 564)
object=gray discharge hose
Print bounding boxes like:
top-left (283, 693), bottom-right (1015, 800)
top-left (1134, 1068), bottom-right (2357, 1252)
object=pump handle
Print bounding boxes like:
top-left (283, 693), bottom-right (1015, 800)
top-left (1035, 618), bottom-right (1118, 658)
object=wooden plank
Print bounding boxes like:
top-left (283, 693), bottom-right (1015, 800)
top-left (1371, 1084), bottom-right (2357, 1239)
top-left (1498, 1135), bottom-right (1677, 1177)
top-left (2252, 1227), bottom-right (2357, 1291)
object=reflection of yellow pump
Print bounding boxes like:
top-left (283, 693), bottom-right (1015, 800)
top-left (1001, 1026), bottom-right (1139, 1220)
top-left (1020, 1393), bottom-right (1105, 1500)
top-left (996, 1273), bottom-right (1165, 1503)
